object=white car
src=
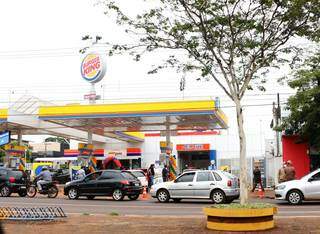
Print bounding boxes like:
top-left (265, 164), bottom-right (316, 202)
top-left (150, 170), bottom-right (239, 203)
top-left (126, 170), bottom-right (148, 188)
top-left (275, 168), bottom-right (320, 205)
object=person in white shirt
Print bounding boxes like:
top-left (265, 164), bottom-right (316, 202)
top-left (76, 166), bottom-right (86, 180)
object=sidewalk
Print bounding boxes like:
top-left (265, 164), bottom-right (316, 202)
top-left (2, 214), bottom-right (320, 234)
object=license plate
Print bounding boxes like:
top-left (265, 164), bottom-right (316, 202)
top-left (135, 183), bottom-right (139, 186)
top-left (20, 186), bottom-right (26, 190)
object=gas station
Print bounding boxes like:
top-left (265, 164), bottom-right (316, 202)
top-left (0, 51), bottom-right (228, 180)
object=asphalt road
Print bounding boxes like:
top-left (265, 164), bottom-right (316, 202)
top-left (1, 195), bottom-right (320, 217)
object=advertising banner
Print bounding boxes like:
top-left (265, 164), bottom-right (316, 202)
top-left (78, 143), bottom-right (94, 158)
top-left (32, 162), bottom-right (53, 176)
top-left (4, 145), bottom-right (26, 157)
top-left (0, 131), bottom-right (10, 146)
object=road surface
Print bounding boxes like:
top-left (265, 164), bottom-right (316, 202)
top-left (1, 196), bottom-right (320, 217)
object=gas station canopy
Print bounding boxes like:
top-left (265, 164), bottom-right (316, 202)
top-left (38, 100), bottom-right (228, 138)
top-left (0, 109), bottom-right (7, 124)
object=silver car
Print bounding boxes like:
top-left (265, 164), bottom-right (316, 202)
top-left (275, 168), bottom-right (320, 205)
top-left (150, 170), bottom-right (239, 203)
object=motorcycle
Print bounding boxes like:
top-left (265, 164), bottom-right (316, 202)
top-left (27, 178), bottom-right (59, 198)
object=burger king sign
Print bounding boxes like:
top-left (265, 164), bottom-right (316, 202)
top-left (81, 53), bottom-right (106, 83)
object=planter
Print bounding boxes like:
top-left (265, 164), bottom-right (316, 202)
top-left (203, 205), bottom-right (277, 232)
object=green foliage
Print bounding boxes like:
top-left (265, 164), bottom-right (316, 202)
top-left (282, 53), bottom-right (320, 148)
top-left (45, 137), bottom-right (70, 145)
top-left (212, 203), bottom-right (274, 209)
top-left (102, 0), bottom-right (320, 100)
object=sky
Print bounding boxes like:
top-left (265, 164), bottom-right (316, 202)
top-left (0, 0), bottom-right (296, 148)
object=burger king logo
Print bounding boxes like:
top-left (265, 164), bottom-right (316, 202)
top-left (81, 53), bottom-right (106, 83)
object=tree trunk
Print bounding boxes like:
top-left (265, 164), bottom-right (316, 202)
top-left (235, 98), bottom-right (248, 204)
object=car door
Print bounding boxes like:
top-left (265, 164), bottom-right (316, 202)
top-left (305, 172), bottom-right (320, 199)
top-left (96, 171), bottom-right (118, 195)
top-left (168, 172), bottom-right (196, 198)
top-left (193, 171), bottom-right (216, 198)
top-left (78, 171), bottom-right (101, 194)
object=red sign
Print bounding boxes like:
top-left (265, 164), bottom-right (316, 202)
top-left (176, 144), bottom-right (210, 152)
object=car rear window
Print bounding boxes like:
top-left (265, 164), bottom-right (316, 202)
top-left (121, 172), bottom-right (137, 180)
top-left (9, 170), bottom-right (24, 179)
top-left (130, 171), bottom-right (145, 178)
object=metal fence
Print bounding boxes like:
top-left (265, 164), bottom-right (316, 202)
top-left (0, 207), bottom-right (67, 221)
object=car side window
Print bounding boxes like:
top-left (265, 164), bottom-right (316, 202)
top-left (196, 172), bottom-right (214, 182)
top-left (85, 172), bottom-right (102, 181)
top-left (213, 172), bottom-right (222, 181)
top-left (311, 172), bottom-right (320, 181)
top-left (175, 172), bottom-right (195, 183)
top-left (99, 171), bottom-right (115, 180)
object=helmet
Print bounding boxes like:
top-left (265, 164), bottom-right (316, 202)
top-left (41, 166), bottom-right (48, 171)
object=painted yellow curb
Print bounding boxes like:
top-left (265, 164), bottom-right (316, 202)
top-left (203, 207), bottom-right (277, 232)
top-left (207, 220), bottom-right (275, 231)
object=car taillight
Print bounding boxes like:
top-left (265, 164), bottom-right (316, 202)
top-left (227, 180), bottom-right (232, 187)
top-left (120, 180), bottom-right (129, 185)
top-left (9, 177), bottom-right (15, 183)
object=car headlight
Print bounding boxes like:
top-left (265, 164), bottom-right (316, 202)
top-left (65, 181), bottom-right (71, 186)
top-left (276, 185), bottom-right (286, 190)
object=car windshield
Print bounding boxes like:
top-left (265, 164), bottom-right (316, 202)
top-left (121, 171), bottom-right (137, 180)
top-left (301, 169), bottom-right (320, 180)
top-left (130, 171), bottom-right (145, 178)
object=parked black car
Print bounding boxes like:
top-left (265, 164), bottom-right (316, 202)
top-left (64, 170), bottom-right (142, 201)
top-left (0, 168), bottom-right (28, 197)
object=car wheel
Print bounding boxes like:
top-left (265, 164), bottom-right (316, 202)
top-left (172, 198), bottom-right (182, 203)
top-left (112, 189), bottom-right (124, 201)
top-left (18, 190), bottom-right (27, 197)
top-left (68, 188), bottom-right (79, 200)
top-left (211, 190), bottom-right (226, 204)
top-left (0, 186), bottom-right (11, 197)
top-left (156, 189), bottom-right (170, 203)
top-left (87, 195), bottom-right (95, 200)
top-left (128, 194), bottom-right (140, 200)
top-left (287, 190), bottom-right (303, 205)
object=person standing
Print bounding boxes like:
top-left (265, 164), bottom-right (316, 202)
top-left (162, 165), bottom-right (169, 182)
top-left (284, 160), bottom-right (296, 181)
top-left (147, 164), bottom-right (155, 188)
top-left (278, 162), bottom-right (286, 184)
top-left (76, 166), bottom-right (86, 180)
top-left (251, 165), bottom-right (265, 192)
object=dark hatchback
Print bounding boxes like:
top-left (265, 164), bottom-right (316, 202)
top-left (0, 168), bottom-right (28, 197)
top-left (64, 170), bottom-right (143, 201)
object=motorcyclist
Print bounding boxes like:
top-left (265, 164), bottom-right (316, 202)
top-left (35, 167), bottom-right (52, 191)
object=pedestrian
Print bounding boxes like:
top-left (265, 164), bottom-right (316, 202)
top-left (284, 160), bottom-right (296, 181)
top-left (251, 165), bottom-right (264, 192)
top-left (76, 166), bottom-right (86, 180)
top-left (147, 164), bottom-right (155, 189)
top-left (278, 162), bottom-right (286, 184)
top-left (162, 164), bottom-right (169, 182)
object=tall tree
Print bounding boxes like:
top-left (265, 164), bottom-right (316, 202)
top-left (282, 53), bottom-right (320, 149)
top-left (101, 0), bottom-right (320, 204)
